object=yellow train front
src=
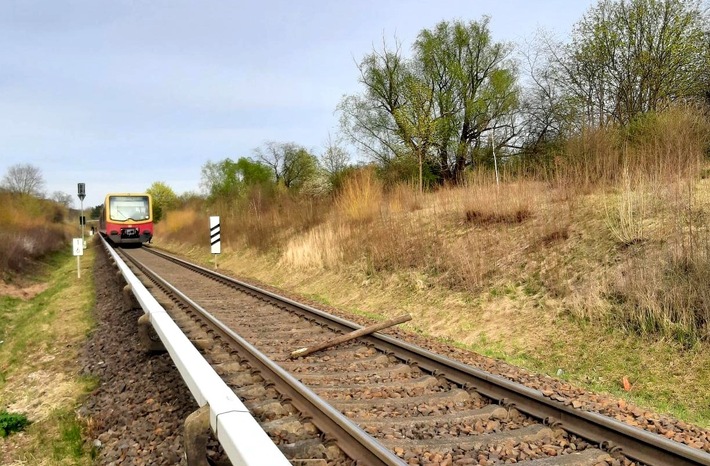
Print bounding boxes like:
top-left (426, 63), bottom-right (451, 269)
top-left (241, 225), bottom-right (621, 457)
top-left (99, 193), bottom-right (153, 245)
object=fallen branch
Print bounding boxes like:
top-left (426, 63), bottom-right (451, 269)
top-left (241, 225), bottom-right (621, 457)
top-left (290, 314), bottom-right (412, 359)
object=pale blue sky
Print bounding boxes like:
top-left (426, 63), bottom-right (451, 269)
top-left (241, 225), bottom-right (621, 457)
top-left (0, 1), bottom-right (594, 208)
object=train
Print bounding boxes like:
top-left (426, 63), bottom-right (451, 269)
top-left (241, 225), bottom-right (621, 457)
top-left (98, 193), bottom-right (154, 245)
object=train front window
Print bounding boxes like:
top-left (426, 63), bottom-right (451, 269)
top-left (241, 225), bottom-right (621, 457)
top-left (109, 196), bottom-right (150, 221)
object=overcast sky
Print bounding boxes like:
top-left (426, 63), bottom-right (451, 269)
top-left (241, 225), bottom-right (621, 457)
top-left (0, 0), bottom-right (594, 208)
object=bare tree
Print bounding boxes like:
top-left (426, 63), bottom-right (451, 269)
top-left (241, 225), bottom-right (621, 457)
top-left (51, 191), bottom-right (74, 208)
top-left (255, 141), bottom-right (289, 184)
top-left (515, 33), bottom-right (579, 157)
top-left (320, 133), bottom-right (350, 178)
top-left (1, 163), bottom-right (46, 197)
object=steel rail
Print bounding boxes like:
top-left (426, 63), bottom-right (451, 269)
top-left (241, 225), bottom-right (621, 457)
top-left (104, 239), bottom-right (291, 465)
top-left (121, 247), bottom-right (406, 466)
top-left (144, 246), bottom-right (710, 466)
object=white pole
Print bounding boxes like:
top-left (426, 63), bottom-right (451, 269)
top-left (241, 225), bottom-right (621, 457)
top-left (81, 199), bottom-right (85, 247)
top-left (492, 129), bottom-right (499, 186)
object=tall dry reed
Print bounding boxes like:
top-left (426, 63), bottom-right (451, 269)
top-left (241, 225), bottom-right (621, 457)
top-left (0, 193), bottom-right (72, 276)
top-left (556, 105), bottom-right (709, 189)
top-left (335, 167), bottom-right (382, 223)
top-left (611, 178), bottom-right (710, 344)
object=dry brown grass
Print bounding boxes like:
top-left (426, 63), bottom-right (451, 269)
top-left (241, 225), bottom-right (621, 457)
top-left (607, 177), bottom-right (710, 343)
top-left (155, 107), bottom-right (710, 345)
top-left (462, 182), bottom-right (536, 226)
top-left (149, 108), bottom-right (710, 426)
top-left (158, 208), bottom-right (205, 246)
top-left (335, 167), bottom-right (383, 223)
top-left (383, 181), bottom-right (424, 214)
top-left (555, 105), bottom-right (708, 189)
top-left (0, 239), bottom-right (96, 465)
top-left (280, 223), bottom-right (351, 270)
top-left (0, 193), bottom-right (72, 279)
top-left (157, 164), bottom-right (710, 345)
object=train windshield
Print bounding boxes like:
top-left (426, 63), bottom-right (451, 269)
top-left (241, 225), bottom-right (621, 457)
top-left (109, 196), bottom-right (150, 222)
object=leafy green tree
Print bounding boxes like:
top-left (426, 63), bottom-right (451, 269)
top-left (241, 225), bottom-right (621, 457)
top-left (415, 18), bottom-right (519, 182)
top-left (339, 41), bottom-right (410, 167)
top-left (339, 18), bottom-right (519, 185)
top-left (558, 0), bottom-right (710, 126)
top-left (201, 158), bottom-right (240, 198)
top-left (234, 157), bottom-right (273, 186)
top-left (90, 204), bottom-right (102, 219)
top-left (146, 181), bottom-right (178, 222)
top-left (200, 157), bottom-right (273, 199)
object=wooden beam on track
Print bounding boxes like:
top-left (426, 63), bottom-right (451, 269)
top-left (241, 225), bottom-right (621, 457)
top-left (290, 314), bottom-right (412, 359)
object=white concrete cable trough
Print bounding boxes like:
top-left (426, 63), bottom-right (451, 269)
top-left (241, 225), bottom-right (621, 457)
top-left (101, 237), bottom-right (290, 466)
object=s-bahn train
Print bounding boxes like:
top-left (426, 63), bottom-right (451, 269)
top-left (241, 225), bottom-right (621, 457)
top-left (99, 193), bottom-right (153, 245)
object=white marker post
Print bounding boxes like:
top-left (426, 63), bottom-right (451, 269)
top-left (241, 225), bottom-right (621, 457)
top-left (73, 238), bottom-right (84, 278)
top-left (210, 216), bottom-right (221, 269)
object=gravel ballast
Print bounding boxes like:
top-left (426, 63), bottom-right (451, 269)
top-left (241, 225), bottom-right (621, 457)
top-left (78, 247), bottom-right (197, 465)
top-left (77, 244), bottom-right (709, 464)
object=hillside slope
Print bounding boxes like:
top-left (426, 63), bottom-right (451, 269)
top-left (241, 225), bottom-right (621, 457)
top-left (156, 174), bottom-right (710, 428)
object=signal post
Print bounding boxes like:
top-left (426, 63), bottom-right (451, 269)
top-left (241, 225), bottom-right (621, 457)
top-left (78, 183), bottom-right (86, 248)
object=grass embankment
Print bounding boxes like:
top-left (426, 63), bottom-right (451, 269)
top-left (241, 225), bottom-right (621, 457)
top-left (0, 243), bottom-right (96, 465)
top-left (156, 184), bottom-right (709, 427)
top-left (0, 192), bottom-right (73, 282)
top-left (156, 108), bottom-right (710, 428)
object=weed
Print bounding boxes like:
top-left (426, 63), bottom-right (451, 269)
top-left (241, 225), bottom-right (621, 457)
top-left (0, 410), bottom-right (30, 437)
top-left (53, 409), bottom-right (86, 459)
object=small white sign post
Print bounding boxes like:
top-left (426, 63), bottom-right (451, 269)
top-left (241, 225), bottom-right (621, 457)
top-left (210, 216), bottom-right (221, 268)
top-left (73, 238), bottom-right (84, 278)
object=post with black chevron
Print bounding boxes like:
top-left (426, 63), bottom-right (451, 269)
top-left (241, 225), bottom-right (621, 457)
top-left (209, 215), bottom-right (221, 269)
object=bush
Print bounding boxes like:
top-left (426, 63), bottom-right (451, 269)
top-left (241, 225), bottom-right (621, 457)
top-left (0, 411), bottom-right (30, 437)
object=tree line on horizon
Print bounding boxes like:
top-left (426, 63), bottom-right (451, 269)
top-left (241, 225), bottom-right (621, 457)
top-left (201, 0), bottom-right (710, 199)
top-left (3, 0), bottom-right (709, 216)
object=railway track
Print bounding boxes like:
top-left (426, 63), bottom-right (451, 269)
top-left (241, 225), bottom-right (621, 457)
top-left (114, 245), bottom-right (710, 466)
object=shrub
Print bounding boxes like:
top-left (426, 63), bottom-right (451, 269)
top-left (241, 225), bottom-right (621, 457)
top-left (0, 410), bottom-right (30, 437)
